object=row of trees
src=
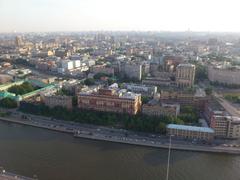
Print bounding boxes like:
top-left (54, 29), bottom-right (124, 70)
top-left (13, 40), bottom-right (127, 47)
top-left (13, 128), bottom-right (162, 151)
top-left (210, 81), bottom-right (240, 89)
top-left (19, 102), bottom-right (187, 134)
top-left (225, 94), bottom-right (240, 104)
top-left (179, 106), bottom-right (199, 124)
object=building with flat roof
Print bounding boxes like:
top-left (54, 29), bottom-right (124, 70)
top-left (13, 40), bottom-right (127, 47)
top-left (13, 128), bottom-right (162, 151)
top-left (204, 101), bottom-right (240, 138)
top-left (123, 83), bottom-right (157, 97)
top-left (121, 63), bottom-right (142, 81)
top-left (142, 100), bottom-right (180, 117)
top-left (208, 65), bottom-right (240, 85)
top-left (176, 64), bottom-right (195, 88)
top-left (160, 90), bottom-right (208, 111)
top-left (42, 95), bottom-right (72, 110)
top-left (78, 87), bottom-right (142, 115)
top-left (167, 124), bottom-right (214, 140)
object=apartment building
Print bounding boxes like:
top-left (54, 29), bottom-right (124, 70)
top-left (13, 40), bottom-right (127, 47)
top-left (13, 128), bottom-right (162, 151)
top-left (205, 102), bottom-right (240, 138)
top-left (42, 95), bottom-right (72, 109)
top-left (167, 124), bottom-right (214, 141)
top-left (176, 64), bottom-right (195, 88)
top-left (142, 102), bottom-right (180, 117)
top-left (208, 65), bottom-right (240, 85)
top-left (78, 88), bottom-right (142, 115)
top-left (123, 83), bottom-right (157, 97)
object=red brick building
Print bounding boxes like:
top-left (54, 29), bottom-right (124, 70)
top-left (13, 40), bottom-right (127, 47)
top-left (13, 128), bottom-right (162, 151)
top-left (78, 88), bottom-right (142, 115)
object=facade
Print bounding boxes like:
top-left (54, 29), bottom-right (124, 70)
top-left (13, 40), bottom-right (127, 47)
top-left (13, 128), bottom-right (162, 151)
top-left (123, 83), bottom-right (157, 97)
top-left (176, 64), bottom-right (195, 88)
top-left (142, 77), bottom-right (173, 87)
top-left (78, 88), bottom-right (142, 115)
top-left (90, 65), bottom-right (114, 75)
top-left (204, 102), bottom-right (240, 138)
top-left (142, 103), bottom-right (180, 117)
top-left (208, 66), bottom-right (240, 85)
top-left (61, 60), bottom-right (74, 70)
top-left (210, 114), bottom-right (240, 138)
top-left (167, 124), bottom-right (214, 141)
top-left (160, 90), bottom-right (208, 111)
top-left (42, 95), bottom-right (72, 109)
top-left (121, 63), bottom-right (142, 81)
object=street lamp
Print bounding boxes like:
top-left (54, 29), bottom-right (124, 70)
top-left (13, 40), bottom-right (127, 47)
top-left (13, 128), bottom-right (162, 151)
top-left (166, 134), bottom-right (174, 180)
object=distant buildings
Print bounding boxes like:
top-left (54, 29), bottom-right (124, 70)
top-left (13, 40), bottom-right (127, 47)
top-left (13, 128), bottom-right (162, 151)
top-left (176, 64), bottom-right (195, 88)
top-left (15, 36), bottom-right (23, 47)
top-left (78, 88), bottom-right (142, 115)
top-left (167, 124), bottom-right (214, 141)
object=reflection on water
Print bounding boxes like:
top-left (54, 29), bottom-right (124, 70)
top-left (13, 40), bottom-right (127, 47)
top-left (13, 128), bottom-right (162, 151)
top-left (0, 121), bottom-right (239, 180)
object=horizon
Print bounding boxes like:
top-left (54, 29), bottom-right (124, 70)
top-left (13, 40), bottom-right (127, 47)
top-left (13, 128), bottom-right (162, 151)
top-left (1, 0), bottom-right (240, 33)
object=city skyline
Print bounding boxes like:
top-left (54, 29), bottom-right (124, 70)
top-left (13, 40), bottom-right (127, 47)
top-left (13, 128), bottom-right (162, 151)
top-left (1, 0), bottom-right (240, 33)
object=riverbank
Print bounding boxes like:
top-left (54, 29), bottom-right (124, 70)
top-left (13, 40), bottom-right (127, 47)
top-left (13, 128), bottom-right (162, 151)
top-left (1, 115), bottom-right (240, 155)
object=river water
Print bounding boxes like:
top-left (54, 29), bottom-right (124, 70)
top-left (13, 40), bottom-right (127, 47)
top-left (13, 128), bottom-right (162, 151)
top-left (0, 121), bottom-right (239, 180)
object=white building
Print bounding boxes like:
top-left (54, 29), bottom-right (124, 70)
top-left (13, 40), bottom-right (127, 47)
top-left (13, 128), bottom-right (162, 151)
top-left (61, 60), bottom-right (74, 70)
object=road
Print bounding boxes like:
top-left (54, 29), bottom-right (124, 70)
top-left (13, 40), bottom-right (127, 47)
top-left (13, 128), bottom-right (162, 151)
top-left (213, 91), bottom-right (240, 116)
top-left (0, 110), bottom-right (239, 154)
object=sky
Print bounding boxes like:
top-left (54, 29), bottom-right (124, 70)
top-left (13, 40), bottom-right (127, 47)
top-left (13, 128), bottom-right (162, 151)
top-left (0, 0), bottom-right (239, 32)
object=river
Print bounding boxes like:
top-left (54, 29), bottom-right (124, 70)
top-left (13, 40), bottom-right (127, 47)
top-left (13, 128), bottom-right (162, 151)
top-left (0, 121), bottom-right (239, 180)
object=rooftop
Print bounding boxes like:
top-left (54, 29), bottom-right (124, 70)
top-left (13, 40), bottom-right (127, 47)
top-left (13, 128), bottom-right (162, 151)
top-left (167, 124), bottom-right (215, 133)
top-left (177, 64), bottom-right (195, 68)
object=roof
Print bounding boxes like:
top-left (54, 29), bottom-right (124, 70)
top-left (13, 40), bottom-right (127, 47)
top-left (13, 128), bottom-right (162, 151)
top-left (177, 64), bottom-right (195, 68)
top-left (167, 124), bottom-right (214, 133)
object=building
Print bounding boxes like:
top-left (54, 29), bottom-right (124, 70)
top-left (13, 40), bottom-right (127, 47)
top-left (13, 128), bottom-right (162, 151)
top-left (78, 88), bottom-right (142, 115)
top-left (142, 101), bottom-right (180, 117)
top-left (73, 60), bottom-right (81, 68)
top-left (123, 83), bottom-right (157, 97)
top-left (121, 63), bottom-right (142, 81)
top-left (163, 55), bottom-right (184, 72)
top-left (160, 90), bottom-right (208, 111)
top-left (167, 124), bottom-right (214, 141)
top-left (210, 114), bottom-right (240, 138)
top-left (15, 36), bottom-right (23, 47)
top-left (204, 101), bottom-right (240, 138)
top-left (176, 64), bottom-right (195, 88)
top-left (142, 77), bottom-right (173, 87)
top-left (208, 65), bottom-right (240, 85)
top-left (42, 95), bottom-right (72, 109)
top-left (90, 65), bottom-right (114, 75)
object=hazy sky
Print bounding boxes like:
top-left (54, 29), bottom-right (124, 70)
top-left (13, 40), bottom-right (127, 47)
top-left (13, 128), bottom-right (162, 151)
top-left (0, 0), bottom-right (239, 32)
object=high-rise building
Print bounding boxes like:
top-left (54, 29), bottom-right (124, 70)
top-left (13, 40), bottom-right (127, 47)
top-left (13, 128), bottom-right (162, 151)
top-left (176, 64), bottom-right (195, 88)
top-left (15, 36), bottom-right (23, 47)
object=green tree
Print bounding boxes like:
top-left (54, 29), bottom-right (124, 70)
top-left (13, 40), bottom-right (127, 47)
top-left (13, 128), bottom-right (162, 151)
top-left (8, 82), bottom-right (35, 95)
top-left (84, 78), bottom-right (95, 86)
top-left (205, 87), bottom-right (213, 95)
top-left (0, 98), bottom-right (18, 109)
